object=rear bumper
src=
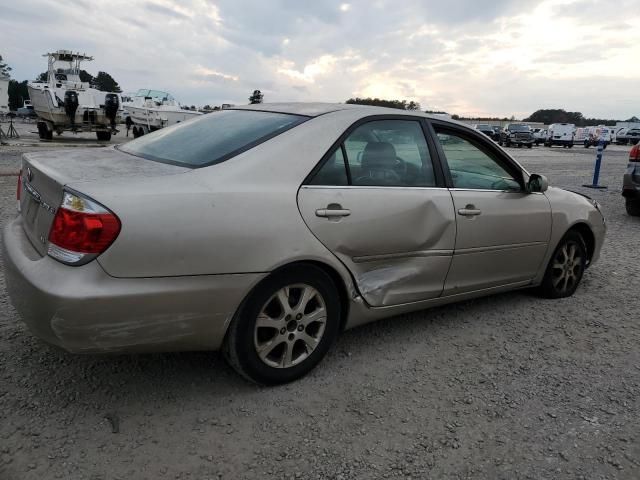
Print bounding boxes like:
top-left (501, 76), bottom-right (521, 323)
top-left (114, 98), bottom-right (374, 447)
top-left (2, 217), bottom-right (265, 353)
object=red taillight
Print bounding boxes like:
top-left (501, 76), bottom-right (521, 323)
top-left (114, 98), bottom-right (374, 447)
top-left (47, 191), bottom-right (120, 264)
top-left (630, 144), bottom-right (640, 162)
top-left (49, 208), bottom-right (120, 253)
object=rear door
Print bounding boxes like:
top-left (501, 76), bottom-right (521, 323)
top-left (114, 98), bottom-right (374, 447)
top-left (297, 117), bottom-right (456, 307)
top-left (429, 123), bottom-right (552, 295)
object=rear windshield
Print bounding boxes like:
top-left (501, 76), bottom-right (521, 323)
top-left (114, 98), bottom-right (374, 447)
top-left (118, 110), bottom-right (308, 167)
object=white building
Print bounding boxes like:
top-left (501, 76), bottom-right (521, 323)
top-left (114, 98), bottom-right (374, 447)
top-left (0, 75), bottom-right (9, 113)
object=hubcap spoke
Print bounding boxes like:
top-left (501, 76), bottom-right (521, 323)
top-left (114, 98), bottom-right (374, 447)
top-left (276, 288), bottom-right (293, 317)
top-left (255, 313), bottom-right (282, 329)
top-left (302, 307), bottom-right (326, 326)
top-left (294, 286), bottom-right (316, 314)
top-left (553, 273), bottom-right (565, 287)
top-left (282, 342), bottom-right (294, 368)
top-left (256, 338), bottom-right (281, 360)
top-left (300, 332), bottom-right (320, 352)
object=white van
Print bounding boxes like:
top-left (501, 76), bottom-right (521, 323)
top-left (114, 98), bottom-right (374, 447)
top-left (545, 123), bottom-right (575, 148)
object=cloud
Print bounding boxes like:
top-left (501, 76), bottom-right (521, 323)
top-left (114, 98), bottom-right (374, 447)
top-left (0, 0), bottom-right (638, 119)
top-left (144, 2), bottom-right (190, 20)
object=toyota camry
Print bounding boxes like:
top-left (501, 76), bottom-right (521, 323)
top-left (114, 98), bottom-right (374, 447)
top-left (3, 103), bottom-right (606, 384)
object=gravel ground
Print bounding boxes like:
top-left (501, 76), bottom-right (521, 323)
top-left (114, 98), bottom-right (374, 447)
top-left (0, 141), bottom-right (638, 480)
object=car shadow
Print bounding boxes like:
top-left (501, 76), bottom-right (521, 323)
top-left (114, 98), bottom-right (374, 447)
top-left (8, 288), bottom-right (538, 412)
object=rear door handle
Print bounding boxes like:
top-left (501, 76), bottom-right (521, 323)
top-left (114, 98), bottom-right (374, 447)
top-left (316, 207), bottom-right (351, 218)
top-left (458, 205), bottom-right (481, 216)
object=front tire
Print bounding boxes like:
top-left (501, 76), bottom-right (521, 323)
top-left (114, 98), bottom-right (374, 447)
top-left (539, 231), bottom-right (587, 299)
top-left (224, 265), bottom-right (341, 385)
top-left (96, 131), bottom-right (112, 141)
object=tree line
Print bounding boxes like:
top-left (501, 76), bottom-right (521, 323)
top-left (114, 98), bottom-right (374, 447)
top-left (346, 97), bottom-right (421, 110)
top-left (522, 109), bottom-right (633, 126)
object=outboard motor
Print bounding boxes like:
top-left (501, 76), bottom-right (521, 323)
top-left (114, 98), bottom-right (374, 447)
top-left (63, 91), bottom-right (79, 127)
top-left (104, 94), bottom-right (119, 130)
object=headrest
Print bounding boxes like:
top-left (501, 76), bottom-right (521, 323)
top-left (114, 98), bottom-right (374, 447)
top-left (361, 142), bottom-right (397, 170)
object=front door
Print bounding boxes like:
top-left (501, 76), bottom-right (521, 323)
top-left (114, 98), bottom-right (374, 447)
top-left (298, 118), bottom-right (456, 307)
top-left (431, 125), bottom-right (552, 294)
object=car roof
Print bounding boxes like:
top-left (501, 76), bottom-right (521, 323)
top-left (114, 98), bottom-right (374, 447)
top-left (232, 102), bottom-right (438, 119)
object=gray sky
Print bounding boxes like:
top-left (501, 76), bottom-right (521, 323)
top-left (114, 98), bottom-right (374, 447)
top-left (1, 0), bottom-right (638, 118)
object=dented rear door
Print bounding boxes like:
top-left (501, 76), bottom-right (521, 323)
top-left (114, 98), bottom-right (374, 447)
top-left (298, 186), bottom-right (455, 306)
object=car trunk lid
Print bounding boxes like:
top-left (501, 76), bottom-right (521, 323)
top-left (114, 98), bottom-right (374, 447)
top-left (19, 147), bottom-right (188, 257)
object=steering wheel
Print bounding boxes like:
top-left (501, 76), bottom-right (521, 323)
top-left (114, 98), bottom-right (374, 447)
top-left (393, 156), bottom-right (408, 178)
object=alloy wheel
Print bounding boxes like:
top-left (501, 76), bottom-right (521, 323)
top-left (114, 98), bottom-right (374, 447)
top-left (551, 241), bottom-right (583, 294)
top-left (253, 284), bottom-right (327, 368)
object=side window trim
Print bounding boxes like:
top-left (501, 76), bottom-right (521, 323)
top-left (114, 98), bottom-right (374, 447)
top-left (303, 114), bottom-right (447, 188)
top-left (426, 120), bottom-right (525, 190)
top-left (340, 143), bottom-right (352, 185)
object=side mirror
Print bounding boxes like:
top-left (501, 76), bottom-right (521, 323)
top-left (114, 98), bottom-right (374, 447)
top-left (527, 174), bottom-right (549, 193)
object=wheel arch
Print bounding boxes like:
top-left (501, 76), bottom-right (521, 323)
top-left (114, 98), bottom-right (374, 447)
top-left (567, 222), bottom-right (596, 266)
top-left (228, 260), bottom-right (353, 337)
top-left (271, 260), bottom-right (351, 331)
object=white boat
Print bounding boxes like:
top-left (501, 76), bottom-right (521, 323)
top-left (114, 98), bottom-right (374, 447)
top-left (123, 89), bottom-right (201, 137)
top-left (27, 50), bottom-right (123, 141)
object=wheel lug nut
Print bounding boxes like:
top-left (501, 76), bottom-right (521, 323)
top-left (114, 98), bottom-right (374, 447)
top-left (296, 314), bottom-right (302, 320)
top-left (297, 325), bottom-right (304, 332)
top-left (280, 328), bottom-right (286, 335)
top-left (285, 315), bottom-right (291, 321)
top-left (288, 333), bottom-right (295, 341)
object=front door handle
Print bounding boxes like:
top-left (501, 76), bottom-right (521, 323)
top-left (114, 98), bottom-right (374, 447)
top-left (458, 204), bottom-right (482, 216)
top-left (316, 205), bottom-right (351, 218)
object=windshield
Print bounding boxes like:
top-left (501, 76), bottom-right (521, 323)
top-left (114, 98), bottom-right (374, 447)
top-left (118, 110), bottom-right (308, 168)
top-left (508, 124), bottom-right (530, 132)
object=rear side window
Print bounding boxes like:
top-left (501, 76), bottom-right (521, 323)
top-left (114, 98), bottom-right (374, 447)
top-left (309, 119), bottom-right (437, 187)
top-left (118, 110), bottom-right (307, 167)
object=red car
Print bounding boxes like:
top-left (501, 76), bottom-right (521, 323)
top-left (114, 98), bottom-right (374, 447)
top-left (622, 143), bottom-right (640, 215)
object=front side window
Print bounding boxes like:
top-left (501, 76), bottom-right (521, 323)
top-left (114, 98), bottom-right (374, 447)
top-left (310, 119), bottom-right (436, 187)
top-left (118, 110), bottom-right (307, 168)
top-left (434, 128), bottom-right (522, 191)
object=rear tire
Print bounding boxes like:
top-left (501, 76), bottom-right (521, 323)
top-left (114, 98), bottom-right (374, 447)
top-left (539, 231), bottom-right (587, 299)
top-left (224, 265), bottom-right (341, 385)
top-left (626, 199), bottom-right (640, 216)
top-left (96, 131), bottom-right (111, 141)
